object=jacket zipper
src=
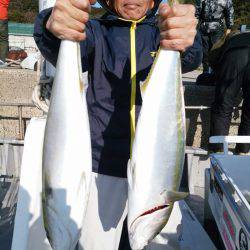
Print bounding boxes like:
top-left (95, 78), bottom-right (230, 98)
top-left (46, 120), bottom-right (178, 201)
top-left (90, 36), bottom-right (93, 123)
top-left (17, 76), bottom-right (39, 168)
top-left (130, 21), bottom-right (137, 156)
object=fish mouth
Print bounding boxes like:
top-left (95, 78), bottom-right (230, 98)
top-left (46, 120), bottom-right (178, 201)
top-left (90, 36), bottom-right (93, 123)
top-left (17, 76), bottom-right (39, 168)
top-left (130, 204), bottom-right (169, 229)
top-left (128, 204), bottom-right (171, 249)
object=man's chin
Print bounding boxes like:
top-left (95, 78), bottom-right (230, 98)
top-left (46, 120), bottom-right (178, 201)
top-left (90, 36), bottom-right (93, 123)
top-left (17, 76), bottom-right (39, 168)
top-left (122, 12), bottom-right (144, 21)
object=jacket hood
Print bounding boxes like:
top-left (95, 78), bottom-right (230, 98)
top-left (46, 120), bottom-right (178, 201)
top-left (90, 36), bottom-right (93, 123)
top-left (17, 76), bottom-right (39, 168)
top-left (97, 0), bottom-right (162, 19)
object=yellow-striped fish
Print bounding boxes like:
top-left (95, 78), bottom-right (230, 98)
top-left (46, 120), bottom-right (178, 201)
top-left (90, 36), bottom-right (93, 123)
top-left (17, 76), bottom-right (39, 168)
top-left (127, 48), bottom-right (187, 249)
top-left (42, 40), bottom-right (92, 250)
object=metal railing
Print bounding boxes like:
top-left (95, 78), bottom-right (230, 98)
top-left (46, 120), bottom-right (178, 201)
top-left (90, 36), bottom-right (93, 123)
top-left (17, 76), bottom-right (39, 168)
top-left (0, 102), bottom-right (37, 140)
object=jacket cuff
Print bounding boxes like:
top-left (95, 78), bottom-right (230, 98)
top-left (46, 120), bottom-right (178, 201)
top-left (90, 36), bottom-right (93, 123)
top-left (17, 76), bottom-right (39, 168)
top-left (34, 8), bottom-right (61, 66)
top-left (42, 8), bottom-right (60, 43)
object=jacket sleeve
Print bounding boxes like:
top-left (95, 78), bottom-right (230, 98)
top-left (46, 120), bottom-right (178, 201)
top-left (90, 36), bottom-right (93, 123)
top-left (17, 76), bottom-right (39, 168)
top-left (33, 8), bottom-right (95, 71)
top-left (181, 31), bottom-right (203, 73)
top-left (224, 0), bottom-right (234, 29)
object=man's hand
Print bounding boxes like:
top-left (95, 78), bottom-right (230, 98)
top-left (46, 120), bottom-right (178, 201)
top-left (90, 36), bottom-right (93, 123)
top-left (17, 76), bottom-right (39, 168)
top-left (226, 29), bottom-right (231, 35)
top-left (158, 3), bottom-right (198, 52)
top-left (46, 0), bottom-right (96, 41)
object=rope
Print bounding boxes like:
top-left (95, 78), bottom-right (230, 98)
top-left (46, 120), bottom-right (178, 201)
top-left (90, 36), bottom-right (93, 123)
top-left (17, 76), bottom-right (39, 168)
top-left (32, 77), bottom-right (53, 114)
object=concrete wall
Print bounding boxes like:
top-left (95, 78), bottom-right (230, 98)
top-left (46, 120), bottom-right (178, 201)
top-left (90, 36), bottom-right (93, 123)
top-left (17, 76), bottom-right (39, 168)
top-left (0, 69), bottom-right (43, 139)
top-left (9, 35), bottom-right (38, 52)
top-left (0, 69), bottom-right (242, 146)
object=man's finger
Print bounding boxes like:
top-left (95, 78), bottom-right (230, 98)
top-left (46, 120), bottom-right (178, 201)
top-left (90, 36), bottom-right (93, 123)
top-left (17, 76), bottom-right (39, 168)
top-left (58, 28), bottom-right (86, 42)
top-left (65, 4), bottom-right (90, 23)
top-left (159, 3), bottom-right (195, 18)
top-left (160, 38), bottom-right (188, 52)
top-left (70, 0), bottom-right (91, 12)
top-left (160, 28), bottom-right (196, 41)
top-left (159, 15), bottom-right (197, 30)
top-left (65, 15), bottom-right (86, 33)
top-left (158, 3), bottom-right (172, 18)
top-left (172, 3), bottom-right (195, 17)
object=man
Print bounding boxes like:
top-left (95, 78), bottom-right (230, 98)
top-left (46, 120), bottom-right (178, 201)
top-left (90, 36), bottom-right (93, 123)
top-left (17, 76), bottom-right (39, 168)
top-left (196, 0), bottom-right (234, 73)
top-left (34, 0), bottom-right (201, 249)
top-left (210, 39), bottom-right (250, 155)
top-left (209, 29), bottom-right (250, 155)
top-left (0, 0), bottom-right (10, 63)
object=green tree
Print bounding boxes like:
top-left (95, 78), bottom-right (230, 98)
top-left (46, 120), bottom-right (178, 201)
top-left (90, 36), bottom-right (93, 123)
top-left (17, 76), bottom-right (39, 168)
top-left (8, 0), bottom-right (38, 23)
top-left (233, 0), bottom-right (250, 26)
top-left (8, 0), bottom-right (104, 23)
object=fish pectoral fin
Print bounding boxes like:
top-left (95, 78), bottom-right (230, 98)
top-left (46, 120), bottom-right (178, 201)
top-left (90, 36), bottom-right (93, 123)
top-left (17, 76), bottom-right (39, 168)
top-left (127, 159), bottom-right (135, 188)
top-left (77, 172), bottom-right (86, 195)
top-left (166, 190), bottom-right (189, 203)
top-left (139, 80), bottom-right (148, 101)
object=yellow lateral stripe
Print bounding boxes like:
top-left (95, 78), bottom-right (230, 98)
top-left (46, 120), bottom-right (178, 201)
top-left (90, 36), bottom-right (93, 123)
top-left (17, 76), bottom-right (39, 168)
top-left (130, 21), bottom-right (137, 156)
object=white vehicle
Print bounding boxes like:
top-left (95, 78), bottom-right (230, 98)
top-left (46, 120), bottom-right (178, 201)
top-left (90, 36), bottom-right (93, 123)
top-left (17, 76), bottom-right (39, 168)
top-left (205, 136), bottom-right (250, 250)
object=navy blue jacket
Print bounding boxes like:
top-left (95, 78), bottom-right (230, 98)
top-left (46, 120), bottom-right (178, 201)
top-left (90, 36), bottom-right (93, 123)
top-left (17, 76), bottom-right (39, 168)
top-left (34, 3), bottom-right (202, 178)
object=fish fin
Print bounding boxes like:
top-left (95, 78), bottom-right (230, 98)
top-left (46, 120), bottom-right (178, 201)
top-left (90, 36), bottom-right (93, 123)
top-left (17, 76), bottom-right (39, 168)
top-left (77, 172), bottom-right (86, 196)
top-left (140, 48), bottom-right (161, 100)
top-left (77, 43), bottom-right (84, 93)
top-left (140, 80), bottom-right (148, 101)
top-left (127, 159), bottom-right (135, 188)
top-left (166, 190), bottom-right (189, 203)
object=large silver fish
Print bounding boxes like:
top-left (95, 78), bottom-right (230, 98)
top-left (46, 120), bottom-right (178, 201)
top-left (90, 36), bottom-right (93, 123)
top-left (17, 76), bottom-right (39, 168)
top-left (127, 49), bottom-right (187, 250)
top-left (42, 40), bottom-right (92, 250)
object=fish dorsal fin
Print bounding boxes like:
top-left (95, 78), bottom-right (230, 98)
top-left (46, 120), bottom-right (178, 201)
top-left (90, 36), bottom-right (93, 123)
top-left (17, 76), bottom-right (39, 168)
top-left (166, 190), bottom-right (189, 203)
top-left (140, 48), bottom-right (161, 100)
